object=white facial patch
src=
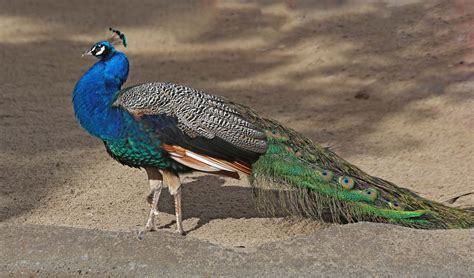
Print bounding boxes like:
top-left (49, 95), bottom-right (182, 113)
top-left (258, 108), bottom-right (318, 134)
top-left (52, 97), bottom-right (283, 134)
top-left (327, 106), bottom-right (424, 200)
top-left (95, 46), bottom-right (106, 56)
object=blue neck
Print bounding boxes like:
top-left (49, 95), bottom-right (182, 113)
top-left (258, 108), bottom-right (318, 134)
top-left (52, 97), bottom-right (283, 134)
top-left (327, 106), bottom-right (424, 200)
top-left (73, 51), bottom-right (130, 140)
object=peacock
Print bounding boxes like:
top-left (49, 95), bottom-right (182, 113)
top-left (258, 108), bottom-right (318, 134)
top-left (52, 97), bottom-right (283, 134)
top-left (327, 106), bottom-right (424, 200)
top-left (73, 29), bottom-right (473, 238)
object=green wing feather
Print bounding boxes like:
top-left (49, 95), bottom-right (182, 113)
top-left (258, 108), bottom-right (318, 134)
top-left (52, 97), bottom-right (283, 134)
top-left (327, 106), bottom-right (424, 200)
top-left (233, 104), bottom-right (473, 229)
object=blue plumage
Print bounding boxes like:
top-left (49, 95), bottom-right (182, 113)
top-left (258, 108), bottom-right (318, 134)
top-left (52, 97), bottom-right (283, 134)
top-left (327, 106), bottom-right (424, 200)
top-left (73, 40), bottom-right (172, 169)
top-left (73, 41), bottom-right (129, 140)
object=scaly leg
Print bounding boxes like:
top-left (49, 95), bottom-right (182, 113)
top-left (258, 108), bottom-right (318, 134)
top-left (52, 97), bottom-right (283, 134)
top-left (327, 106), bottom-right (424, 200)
top-left (137, 168), bottom-right (163, 240)
top-left (161, 169), bottom-right (185, 235)
top-left (144, 179), bottom-right (163, 231)
top-left (174, 187), bottom-right (184, 235)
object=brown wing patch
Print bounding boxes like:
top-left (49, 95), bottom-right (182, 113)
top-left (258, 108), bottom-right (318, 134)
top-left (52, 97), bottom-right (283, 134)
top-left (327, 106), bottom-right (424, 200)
top-left (162, 144), bottom-right (186, 156)
top-left (206, 157), bottom-right (252, 175)
top-left (162, 144), bottom-right (251, 178)
top-left (126, 108), bottom-right (155, 119)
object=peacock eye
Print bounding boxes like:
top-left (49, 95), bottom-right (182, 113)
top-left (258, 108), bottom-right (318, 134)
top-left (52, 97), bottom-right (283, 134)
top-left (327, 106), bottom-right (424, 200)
top-left (320, 169), bottom-right (333, 181)
top-left (338, 176), bottom-right (355, 189)
top-left (389, 201), bottom-right (403, 210)
top-left (363, 188), bottom-right (378, 201)
top-left (94, 45), bottom-right (106, 56)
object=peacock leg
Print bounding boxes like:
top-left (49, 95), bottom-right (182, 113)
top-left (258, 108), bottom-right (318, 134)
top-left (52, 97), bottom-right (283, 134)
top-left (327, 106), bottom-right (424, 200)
top-left (161, 169), bottom-right (185, 235)
top-left (137, 168), bottom-right (163, 240)
top-left (174, 187), bottom-right (184, 235)
top-left (145, 180), bottom-right (163, 230)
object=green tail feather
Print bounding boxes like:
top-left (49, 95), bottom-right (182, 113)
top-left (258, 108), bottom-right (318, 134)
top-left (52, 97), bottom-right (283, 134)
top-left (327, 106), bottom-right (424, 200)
top-left (249, 119), bottom-right (474, 229)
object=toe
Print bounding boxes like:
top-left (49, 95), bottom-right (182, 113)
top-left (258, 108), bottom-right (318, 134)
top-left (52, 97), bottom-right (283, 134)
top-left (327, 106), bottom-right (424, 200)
top-left (136, 230), bottom-right (146, 240)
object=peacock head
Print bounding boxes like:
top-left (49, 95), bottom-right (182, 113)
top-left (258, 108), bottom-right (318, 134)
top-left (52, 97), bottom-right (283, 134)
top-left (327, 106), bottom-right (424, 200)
top-left (83, 41), bottom-right (114, 59)
top-left (82, 28), bottom-right (127, 60)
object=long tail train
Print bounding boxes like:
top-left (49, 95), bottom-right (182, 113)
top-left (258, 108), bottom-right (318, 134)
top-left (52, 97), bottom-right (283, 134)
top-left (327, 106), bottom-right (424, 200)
top-left (249, 119), bottom-right (473, 229)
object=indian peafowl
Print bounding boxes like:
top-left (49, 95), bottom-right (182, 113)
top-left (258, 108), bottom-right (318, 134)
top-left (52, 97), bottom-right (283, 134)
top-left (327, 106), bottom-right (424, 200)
top-left (72, 29), bottom-right (473, 238)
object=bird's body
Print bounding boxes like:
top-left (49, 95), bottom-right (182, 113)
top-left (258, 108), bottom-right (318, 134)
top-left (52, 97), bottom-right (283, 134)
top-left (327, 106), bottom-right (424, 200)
top-left (73, 47), bottom-right (171, 169)
top-left (73, 34), bottom-right (473, 236)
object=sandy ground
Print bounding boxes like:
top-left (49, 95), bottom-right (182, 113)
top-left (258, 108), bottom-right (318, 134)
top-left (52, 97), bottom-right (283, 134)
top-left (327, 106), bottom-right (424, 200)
top-left (1, 0), bottom-right (473, 273)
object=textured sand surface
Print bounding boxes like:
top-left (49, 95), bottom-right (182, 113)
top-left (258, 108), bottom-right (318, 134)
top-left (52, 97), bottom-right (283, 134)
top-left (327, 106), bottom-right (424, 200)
top-left (0, 0), bottom-right (473, 275)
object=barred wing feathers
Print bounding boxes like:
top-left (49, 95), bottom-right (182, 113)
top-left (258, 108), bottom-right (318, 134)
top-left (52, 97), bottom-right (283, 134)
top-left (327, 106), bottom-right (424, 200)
top-left (113, 82), bottom-right (267, 176)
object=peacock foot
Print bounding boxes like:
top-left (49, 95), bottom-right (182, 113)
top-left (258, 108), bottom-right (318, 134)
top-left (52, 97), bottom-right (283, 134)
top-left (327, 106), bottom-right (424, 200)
top-left (137, 183), bottom-right (162, 240)
top-left (137, 207), bottom-right (159, 240)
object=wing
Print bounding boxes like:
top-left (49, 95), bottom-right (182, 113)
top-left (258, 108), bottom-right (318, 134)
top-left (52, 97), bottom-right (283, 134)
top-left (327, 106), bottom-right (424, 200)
top-left (113, 82), bottom-right (268, 176)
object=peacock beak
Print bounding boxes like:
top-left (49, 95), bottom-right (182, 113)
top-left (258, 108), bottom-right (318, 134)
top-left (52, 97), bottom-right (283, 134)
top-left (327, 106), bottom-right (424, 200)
top-left (82, 50), bottom-right (93, 57)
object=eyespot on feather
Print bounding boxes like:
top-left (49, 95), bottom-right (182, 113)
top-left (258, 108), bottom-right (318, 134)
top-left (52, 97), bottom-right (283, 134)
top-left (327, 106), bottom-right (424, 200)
top-left (362, 188), bottom-right (378, 201)
top-left (320, 169), bottom-right (333, 181)
top-left (389, 201), bottom-right (403, 210)
top-left (338, 176), bottom-right (355, 189)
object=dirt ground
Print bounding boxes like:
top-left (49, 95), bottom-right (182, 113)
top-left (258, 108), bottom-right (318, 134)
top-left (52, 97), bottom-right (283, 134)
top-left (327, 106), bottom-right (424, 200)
top-left (1, 0), bottom-right (473, 261)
